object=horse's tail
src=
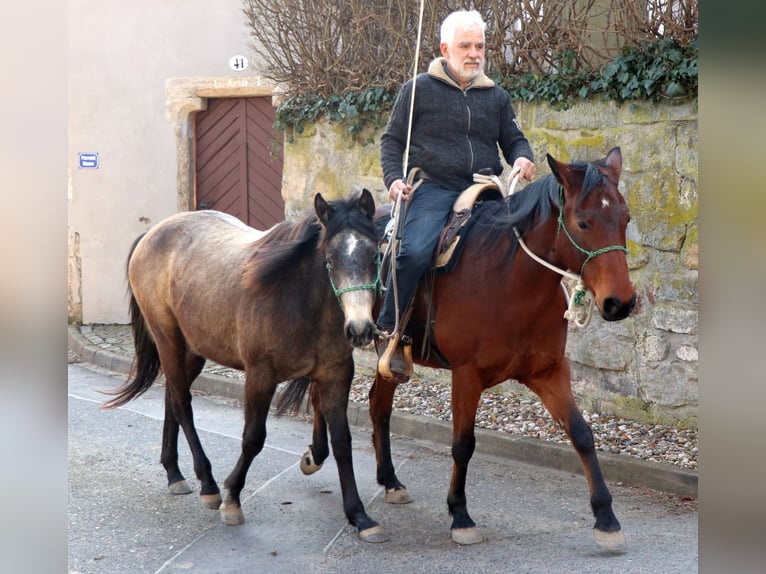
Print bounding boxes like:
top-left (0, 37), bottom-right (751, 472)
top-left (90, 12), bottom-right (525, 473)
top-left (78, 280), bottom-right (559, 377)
top-left (101, 234), bottom-right (162, 409)
top-left (274, 377), bottom-right (313, 417)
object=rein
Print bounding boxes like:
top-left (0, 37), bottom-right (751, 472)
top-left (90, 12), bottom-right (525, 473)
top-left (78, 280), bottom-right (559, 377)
top-left (511, 186), bottom-right (628, 329)
top-left (326, 253), bottom-right (382, 303)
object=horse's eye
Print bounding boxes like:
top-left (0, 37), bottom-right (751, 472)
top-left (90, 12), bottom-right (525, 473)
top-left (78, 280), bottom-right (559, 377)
top-left (577, 221), bottom-right (588, 230)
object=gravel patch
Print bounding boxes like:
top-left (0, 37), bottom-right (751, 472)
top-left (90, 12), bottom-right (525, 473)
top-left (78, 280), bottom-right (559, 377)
top-left (348, 371), bottom-right (698, 472)
top-left (76, 324), bottom-right (698, 472)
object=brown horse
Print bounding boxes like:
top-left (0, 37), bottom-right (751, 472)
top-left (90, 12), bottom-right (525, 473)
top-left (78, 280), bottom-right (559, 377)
top-left (102, 189), bottom-right (389, 542)
top-left (369, 147), bottom-right (635, 551)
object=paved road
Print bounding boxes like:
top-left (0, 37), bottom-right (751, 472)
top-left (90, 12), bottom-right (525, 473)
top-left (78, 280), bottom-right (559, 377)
top-left (69, 362), bottom-right (697, 573)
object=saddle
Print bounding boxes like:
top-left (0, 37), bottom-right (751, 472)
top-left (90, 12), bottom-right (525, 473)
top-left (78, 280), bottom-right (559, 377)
top-left (434, 172), bottom-right (504, 271)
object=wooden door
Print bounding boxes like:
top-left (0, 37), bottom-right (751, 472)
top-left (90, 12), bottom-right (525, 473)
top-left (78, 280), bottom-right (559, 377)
top-left (194, 97), bottom-right (284, 229)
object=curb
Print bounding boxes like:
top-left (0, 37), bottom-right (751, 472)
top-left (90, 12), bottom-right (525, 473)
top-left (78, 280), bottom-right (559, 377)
top-left (68, 325), bottom-right (697, 498)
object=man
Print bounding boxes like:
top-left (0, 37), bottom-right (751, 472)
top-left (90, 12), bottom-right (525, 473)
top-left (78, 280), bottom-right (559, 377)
top-left (376, 9), bottom-right (536, 379)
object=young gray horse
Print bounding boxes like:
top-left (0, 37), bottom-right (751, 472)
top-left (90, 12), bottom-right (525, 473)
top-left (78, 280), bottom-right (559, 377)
top-left (103, 189), bottom-right (387, 542)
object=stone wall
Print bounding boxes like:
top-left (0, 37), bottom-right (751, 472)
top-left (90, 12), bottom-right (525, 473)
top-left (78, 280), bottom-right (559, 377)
top-left (281, 100), bottom-right (698, 427)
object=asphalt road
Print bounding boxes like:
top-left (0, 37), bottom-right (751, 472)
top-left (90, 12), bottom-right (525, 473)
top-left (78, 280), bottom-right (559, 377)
top-left (69, 362), bottom-right (697, 573)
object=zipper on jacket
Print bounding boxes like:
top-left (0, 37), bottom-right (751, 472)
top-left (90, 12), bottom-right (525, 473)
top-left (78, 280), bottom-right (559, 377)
top-left (464, 91), bottom-right (475, 174)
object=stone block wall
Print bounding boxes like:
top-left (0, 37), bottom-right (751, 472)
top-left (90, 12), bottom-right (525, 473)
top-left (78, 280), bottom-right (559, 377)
top-left (281, 100), bottom-right (698, 426)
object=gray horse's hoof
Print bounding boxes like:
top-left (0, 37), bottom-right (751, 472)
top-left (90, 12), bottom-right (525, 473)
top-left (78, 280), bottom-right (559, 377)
top-left (300, 448), bottom-right (322, 475)
top-left (168, 480), bottom-right (193, 495)
top-left (359, 524), bottom-right (389, 543)
top-left (220, 503), bottom-right (245, 525)
top-left (594, 528), bottom-right (627, 553)
top-left (384, 487), bottom-right (413, 504)
top-left (200, 493), bottom-right (223, 510)
top-left (451, 527), bottom-right (483, 545)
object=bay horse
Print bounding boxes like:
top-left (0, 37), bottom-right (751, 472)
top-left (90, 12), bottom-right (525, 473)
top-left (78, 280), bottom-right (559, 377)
top-left (370, 147), bottom-right (635, 550)
top-left (102, 189), bottom-right (389, 542)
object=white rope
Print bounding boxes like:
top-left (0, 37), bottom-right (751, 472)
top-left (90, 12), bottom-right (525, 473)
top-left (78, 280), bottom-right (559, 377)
top-left (512, 228), bottom-right (595, 328)
top-left (509, 167), bottom-right (595, 329)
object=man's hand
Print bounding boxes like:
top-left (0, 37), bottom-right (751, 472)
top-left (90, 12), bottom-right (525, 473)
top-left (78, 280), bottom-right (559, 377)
top-left (388, 179), bottom-right (413, 201)
top-left (513, 157), bottom-right (536, 182)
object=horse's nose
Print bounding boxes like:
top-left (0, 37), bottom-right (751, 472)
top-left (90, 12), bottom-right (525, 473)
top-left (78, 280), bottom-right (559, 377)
top-left (601, 294), bottom-right (636, 321)
top-left (346, 320), bottom-right (375, 348)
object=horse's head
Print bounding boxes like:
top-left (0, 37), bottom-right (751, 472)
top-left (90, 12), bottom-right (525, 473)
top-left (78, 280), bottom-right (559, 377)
top-left (548, 147), bottom-right (636, 321)
top-left (315, 189), bottom-right (379, 347)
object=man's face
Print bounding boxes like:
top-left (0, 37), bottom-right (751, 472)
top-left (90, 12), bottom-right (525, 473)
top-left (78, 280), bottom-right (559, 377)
top-left (440, 28), bottom-right (485, 85)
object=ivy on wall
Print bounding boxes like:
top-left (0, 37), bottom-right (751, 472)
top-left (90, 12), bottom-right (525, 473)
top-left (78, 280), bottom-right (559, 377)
top-left (275, 38), bottom-right (697, 142)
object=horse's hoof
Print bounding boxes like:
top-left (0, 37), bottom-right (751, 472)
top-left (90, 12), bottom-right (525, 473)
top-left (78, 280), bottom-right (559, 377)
top-left (220, 504), bottom-right (245, 525)
top-left (200, 493), bottom-right (223, 510)
top-left (300, 449), bottom-right (322, 475)
top-left (168, 480), bottom-right (193, 495)
top-left (451, 527), bottom-right (483, 545)
top-left (594, 528), bottom-right (627, 553)
top-left (384, 487), bottom-right (413, 504)
top-left (359, 524), bottom-right (389, 543)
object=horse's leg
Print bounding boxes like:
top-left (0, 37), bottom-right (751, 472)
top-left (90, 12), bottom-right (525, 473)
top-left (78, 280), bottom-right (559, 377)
top-left (162, 352), bottom-right (206, 496)
top-left (157, 334), bottom-right (220, 510)
top-left (219, 369), bottom-right (276, 525)
top-left (446, 369), bottom-right (484, 545)
top-left (318, 365), bottom-right (388, 543)
top-left (368, 372), bottom-right (412, 503)
top-left (301, 382), bottom-right (328, 475)
top-left (528, 368), bottom-right (627, 553)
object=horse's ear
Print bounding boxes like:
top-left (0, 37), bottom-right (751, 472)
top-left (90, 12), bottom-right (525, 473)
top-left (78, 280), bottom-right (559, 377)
top-left (604, 147), bottom-right (622, 178)
top-left (546, 153), bottom-right (561, 180)
top-left (358, 188), bottom-right (376, 220)
top-left (314, 193), bottom-right (333, 224)
top-left (547, 153), bottom-right (575, 189)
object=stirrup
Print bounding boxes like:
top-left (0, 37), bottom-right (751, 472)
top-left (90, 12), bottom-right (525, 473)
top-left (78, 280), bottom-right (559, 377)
top-left (377, 332), bottom-right (413, 380)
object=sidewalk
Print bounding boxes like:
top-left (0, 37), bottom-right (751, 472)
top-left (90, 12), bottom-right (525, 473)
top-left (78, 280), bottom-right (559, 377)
top-left (68, 324), bottom-right (697, 498)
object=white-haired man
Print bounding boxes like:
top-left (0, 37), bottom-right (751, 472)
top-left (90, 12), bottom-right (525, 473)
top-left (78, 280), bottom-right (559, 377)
top-left (377, 9), bottom-right (537, 378)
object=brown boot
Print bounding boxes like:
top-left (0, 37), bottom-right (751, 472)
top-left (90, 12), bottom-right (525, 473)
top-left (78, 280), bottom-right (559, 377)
top-left (375, 331), bottom-right (413, 380)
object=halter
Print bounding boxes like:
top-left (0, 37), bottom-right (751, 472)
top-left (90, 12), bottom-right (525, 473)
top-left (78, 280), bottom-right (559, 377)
top-left (512, 185), bottom-right (628, 328)
top-left (325, 253), bottom-right (382, 304)
top-left (556, 186), bottom-right (628, 277)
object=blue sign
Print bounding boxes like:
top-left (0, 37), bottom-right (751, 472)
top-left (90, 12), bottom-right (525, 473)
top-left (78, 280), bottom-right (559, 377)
top-left (79, 153), bottom-right (99, 169)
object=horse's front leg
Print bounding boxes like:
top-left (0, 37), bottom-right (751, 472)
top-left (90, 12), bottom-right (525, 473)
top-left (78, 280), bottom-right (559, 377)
top-left (300, 382), bottom-right (329, 475)
top-left (318, 366), bottom-right (388, 543)
top-left (528, 366), bottom-right (627, 553)
top-left (447, 369), bottom-right (484, 545)
top-left (368, 372), bottom-right (412, 503)
top-left (220, 369), bottom-right (276, 525)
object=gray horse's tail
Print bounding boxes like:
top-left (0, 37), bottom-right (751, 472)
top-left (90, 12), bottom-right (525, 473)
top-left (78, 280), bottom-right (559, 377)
top-left (274, 377), bottom-right (312, 417)
top-left (101, 234), bottom-right (161, 409)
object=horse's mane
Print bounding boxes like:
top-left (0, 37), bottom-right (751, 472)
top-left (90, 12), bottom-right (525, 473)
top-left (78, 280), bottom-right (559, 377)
top-left (469, 160), bottom-right (605, 260)
top-left (243, 193), bottom-right (378, 290)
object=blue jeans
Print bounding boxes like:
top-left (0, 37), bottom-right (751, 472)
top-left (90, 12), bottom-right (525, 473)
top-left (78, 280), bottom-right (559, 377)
top-left (377, 181), bottom-right (460, 331)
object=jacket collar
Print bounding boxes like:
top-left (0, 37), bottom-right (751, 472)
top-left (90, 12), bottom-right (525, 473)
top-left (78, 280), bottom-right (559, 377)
top-left (427, 57), bottom-right (495, 90)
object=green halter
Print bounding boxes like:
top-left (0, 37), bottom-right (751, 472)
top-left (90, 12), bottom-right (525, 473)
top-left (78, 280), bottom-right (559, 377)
top-left (558, 186), bottom-right (628, 278)
top-left (325, 252), bottom-right (382, 303)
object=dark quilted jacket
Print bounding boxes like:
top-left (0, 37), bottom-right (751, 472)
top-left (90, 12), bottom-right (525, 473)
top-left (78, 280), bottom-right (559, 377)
top-left (380, 57), bottom-right (534, 193)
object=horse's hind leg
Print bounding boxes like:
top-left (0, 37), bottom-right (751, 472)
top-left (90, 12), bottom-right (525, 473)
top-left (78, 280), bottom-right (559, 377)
top-left (528, 370), bottom-right (627, 553)
top-left (162, 394), bottom-right (192, 495)
top-left (301, 383), bottom-right (329, 475)
top-left (159, 341), bottom-right (221, 510)
top-left (369, 372), bottom-right (412, 503)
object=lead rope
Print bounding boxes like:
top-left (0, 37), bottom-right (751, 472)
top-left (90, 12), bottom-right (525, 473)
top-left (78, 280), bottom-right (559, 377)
top-left (506, 169), bottom-right (595, 329)
top-left (383, 0), bottom-right (425, 339)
